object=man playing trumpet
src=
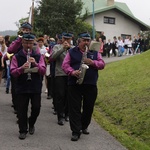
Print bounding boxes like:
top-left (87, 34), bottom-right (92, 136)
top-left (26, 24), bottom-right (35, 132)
top-left (50, 32), bottom-right (74, 126)
top-left (10, 33), bottom-right (46, 140)
top-left (62, 32), bottom-right (105, 141)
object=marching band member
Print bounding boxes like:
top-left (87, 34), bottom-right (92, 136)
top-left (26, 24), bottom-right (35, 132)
top-left (8, 22), bottom-right (33, 54)
top-left (10, 33), bottom-right (46, 140)
top-left (62, 32), bottom-right (105, 141)
top-left (50, 32), bottom-right (74, 125)
top-left (8, 22), bottom-right (34, 115)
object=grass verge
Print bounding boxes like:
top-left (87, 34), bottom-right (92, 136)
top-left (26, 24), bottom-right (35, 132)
top-left (93, 50), bottom-right (150, 150)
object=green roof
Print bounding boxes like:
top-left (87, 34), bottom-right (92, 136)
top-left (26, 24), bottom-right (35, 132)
top-left (81, 0), bottom-right (133, 15)
top-left (81, 0), bottom-right (148, 29)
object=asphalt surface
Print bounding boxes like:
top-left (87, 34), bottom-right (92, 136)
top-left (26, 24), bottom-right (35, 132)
top-left (0, 55), bottom-right (132, 150)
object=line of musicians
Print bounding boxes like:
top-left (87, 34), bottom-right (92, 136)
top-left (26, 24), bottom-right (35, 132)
top-left (6, 22), bottom-right (105, 141)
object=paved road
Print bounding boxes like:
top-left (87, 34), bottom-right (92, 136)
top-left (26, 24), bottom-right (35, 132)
top-left (0, 55), bottom-right (131, 150)
top-left (103, 55), bottom-right (133, 64)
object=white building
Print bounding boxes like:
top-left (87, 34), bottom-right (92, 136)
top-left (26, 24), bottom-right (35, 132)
top-left (81, 0), bottom-right (148, 40)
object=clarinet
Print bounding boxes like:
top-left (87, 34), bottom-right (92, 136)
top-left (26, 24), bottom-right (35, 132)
top-left (27, 49), bottom-right (32, 81)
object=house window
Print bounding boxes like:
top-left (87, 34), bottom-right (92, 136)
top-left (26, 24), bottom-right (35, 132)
top-left (104, 17), bottom-right (115, 24)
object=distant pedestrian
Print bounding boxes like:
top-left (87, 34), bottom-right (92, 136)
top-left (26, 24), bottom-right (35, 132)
top-left (112, 36), bottom-right (117, 57)
top-left (126, 36), bottom-right (133, 55)
top-left (105, 39), bottom-right (112, 57)
top-left (98, 37), bottom-right (104, 54)
top-left (0, 35), bottom-right (7, 84)
top-left (3, 52), bottom-right (14, 94)
top-left (100, 31), bottom-right (106, 44)
top-left (124, 36), bottom-right (129, 55)
top-left (4, 35), bottom-right (11, 47)
top-left (116, 36), bottom-right (124, 57)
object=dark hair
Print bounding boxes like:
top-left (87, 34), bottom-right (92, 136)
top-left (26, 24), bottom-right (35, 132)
top-left (113, 36), bottom-right (117, 39)
top-left (5, 35), bottom-right (10, 41)
top-left (5, 35), bottom-right (11, 47)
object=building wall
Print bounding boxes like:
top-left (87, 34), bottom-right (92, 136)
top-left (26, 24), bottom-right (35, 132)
top-left (85, 9), bottom-right (141, 41)
top-left (107, 0), bottom-right (114, 6)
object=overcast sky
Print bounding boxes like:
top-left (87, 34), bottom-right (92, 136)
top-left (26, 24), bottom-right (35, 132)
top-left (0, 0), bottom-right (150, 31)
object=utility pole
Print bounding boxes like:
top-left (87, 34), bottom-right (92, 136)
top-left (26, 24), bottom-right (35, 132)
top-left (31, 0), bottom-right (34, 29)
top-left (92, 0), bottom-right (95, 40)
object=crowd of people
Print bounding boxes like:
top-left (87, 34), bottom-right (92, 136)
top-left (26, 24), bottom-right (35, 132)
top-left (1, 22), bottom-right (149, 141)
top-left (96, 32), bottom-right (149, 57)
top-left (0, 22), bottom-right (105, 141)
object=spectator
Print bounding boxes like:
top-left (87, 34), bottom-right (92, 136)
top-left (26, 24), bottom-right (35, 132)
top-left (105, 39), bottom-right (112, 57)
top-left (111, 36), bottom-right (117, 57)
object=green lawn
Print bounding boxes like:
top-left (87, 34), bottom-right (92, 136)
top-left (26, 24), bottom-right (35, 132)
top-left (94, 50), bottom-right (150, 150)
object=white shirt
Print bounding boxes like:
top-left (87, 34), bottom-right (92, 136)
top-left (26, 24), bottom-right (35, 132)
top-left (124, 38), bottom-right (129, 45)
top-left (127, 40), bottom-right (132, 47)
top-left (39, 45), bottom-right (47, 55)
top-left (0, 45), bottom-right (7, 57)
top-left (117, 40), bottom-right (124, 47)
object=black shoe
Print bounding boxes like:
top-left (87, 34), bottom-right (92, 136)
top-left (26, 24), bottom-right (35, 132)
top-left (71, 134), bottom-right (80, 141)
top-left (82, 129), bottom-right (89, 135)
top-left (47, 95), bottom-right (52, 99)
top-left (53, 110), bottom-right (57, 115)
top-left (65, 116), bottom-right (69, 122)
top-left (19, 133), bottom-right (26, 140)
top-left (58, 119), bottom-right (64, 126)
top-left (14, 110), bottom-right (17, 114)
top-left (6, 88), bottom-right (9, 94)
top-left (29, 126), bottom-right (35, 135)
top-left (16, 119), bottom-right (19, 124)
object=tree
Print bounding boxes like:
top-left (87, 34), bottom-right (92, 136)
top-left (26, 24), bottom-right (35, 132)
top-left (34, 0), bottom-right (93, 38)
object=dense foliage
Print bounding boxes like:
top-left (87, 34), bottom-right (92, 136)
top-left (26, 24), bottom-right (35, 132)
top-left (33, 0), bottom-right (93, 38)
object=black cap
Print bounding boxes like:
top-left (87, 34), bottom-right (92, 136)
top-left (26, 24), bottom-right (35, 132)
top-left (21, 22), bottom-right (32, 30)
top-left (57, 34), bottom-right (62, 40)
top-left (22, 33), bottom-right (35, 40)
top-left (78, 32), bottom-right (91, 39)
top-left (62, 32), bottom-right (73, 39)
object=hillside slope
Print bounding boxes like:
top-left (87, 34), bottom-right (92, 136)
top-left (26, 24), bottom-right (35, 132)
top-left (0, 30), bottom-right (17, 36)
top-left (94, 51), bottom-right (150, 150)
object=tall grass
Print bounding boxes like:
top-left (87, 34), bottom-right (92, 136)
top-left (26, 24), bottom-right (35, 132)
top-left (94, 51), bottom-right (150, 150)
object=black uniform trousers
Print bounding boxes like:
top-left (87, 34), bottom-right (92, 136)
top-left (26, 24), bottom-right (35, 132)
top-left (10, 75), bottom-right (18, 111)
top-left (54, 76), bottom-right (68, 120)
top-left (46, 75), bottom-right (52, 98)
top-left (51, 76), bottom-right (57, 112)
top-left (68, 84), bottom-right (97, 135)
top-left (17, 93), bottom-right (41, 133)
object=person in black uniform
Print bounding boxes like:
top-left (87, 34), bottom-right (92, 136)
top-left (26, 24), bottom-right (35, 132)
top-left (10, 33), bottom-right (46, 140)
top-left (8, 22), bottom-right (33, 115)
top-left (62, 32), bottom-right (105, 141)
top-left (51, 32), bottom-right (74, 126)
